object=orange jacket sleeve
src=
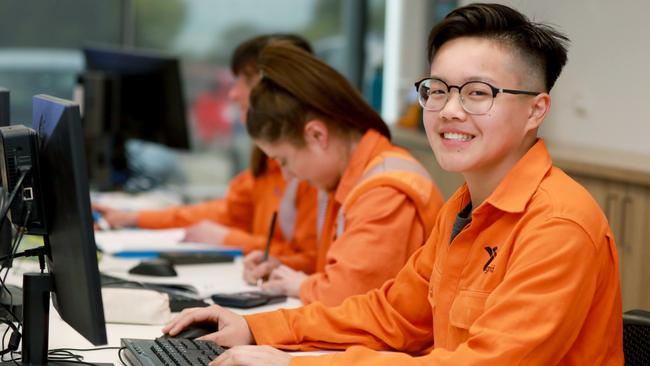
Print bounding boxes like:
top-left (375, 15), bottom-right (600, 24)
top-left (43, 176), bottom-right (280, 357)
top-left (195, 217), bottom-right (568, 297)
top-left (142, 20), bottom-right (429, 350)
top-left (298, 186), bottom-right (424, 306)
top-left (137, 170), bottom-right (255, 231)
top-left (246, 240), bottom-right (436, 353)
top-left (135, 170), bottom-right (281, 253)
top-left (247, 217), bottom-right (621, 365)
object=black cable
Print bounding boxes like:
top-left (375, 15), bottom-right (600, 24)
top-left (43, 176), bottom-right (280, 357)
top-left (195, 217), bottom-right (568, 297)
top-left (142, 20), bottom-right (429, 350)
top-left (0, 222), bottom-right (27, 327)
top-left (2, 217), bottom-right (27, 284)
top-left (49, 347), bottom-right (123, 352)
top-left (0, 170), bottom-right (29, 232)
top-left (1, 322), bottom-right (10, 358)
top-left (11, 351), bottom-right (102, 366)
top-left (117, 347), bottom-right (128, 366)
top-left (42, 346), bottom-right (125, 366)
top-left (51, 360), bottom-right (104, 366)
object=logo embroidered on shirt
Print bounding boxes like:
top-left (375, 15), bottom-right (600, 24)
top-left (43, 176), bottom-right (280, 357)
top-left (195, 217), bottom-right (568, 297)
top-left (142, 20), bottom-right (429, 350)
top-left (483, 246), bottom-right (498, 273)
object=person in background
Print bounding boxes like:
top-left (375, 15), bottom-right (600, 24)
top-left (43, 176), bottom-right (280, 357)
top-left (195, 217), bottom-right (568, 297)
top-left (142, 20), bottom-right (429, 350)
top-left (238, 43), bottom-right (443, 306)
top-left (95, 34), bottom-right (319, 273)
top-left (163, 3), bottom-right (623, 365)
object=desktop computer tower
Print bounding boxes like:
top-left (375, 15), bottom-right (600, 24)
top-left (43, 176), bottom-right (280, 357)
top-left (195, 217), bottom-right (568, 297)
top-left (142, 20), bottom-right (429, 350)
top-left (0, 90), bottom-right (22, 321)
top-left (0, 126), bottom-right (46, 235)
top-left (0, 88), bottom-right (12, 268)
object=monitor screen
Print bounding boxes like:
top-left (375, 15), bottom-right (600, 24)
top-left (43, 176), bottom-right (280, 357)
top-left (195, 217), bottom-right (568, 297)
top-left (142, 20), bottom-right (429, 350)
top-left (0, 87), bottom-right (8, 126)
top-left (82, 46), bottom-right (190, 189)
top-left (32, 94), bottom-right (107, 345)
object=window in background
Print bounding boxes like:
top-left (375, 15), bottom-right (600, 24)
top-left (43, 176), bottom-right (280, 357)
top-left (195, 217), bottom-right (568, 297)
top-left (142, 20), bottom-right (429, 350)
top-left (0, 0), bottom-right (127, 123)
top-left (0, 0), bottom-right (384, 190)
top-left (365, 0), bottom-right (386, 112)
top-left (134, 0), bottom-right (381, 181)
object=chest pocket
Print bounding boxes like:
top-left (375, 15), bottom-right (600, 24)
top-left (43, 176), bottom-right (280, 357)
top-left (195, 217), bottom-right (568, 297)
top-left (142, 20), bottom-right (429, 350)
top-left (449, 289), bottom-right (489, 330)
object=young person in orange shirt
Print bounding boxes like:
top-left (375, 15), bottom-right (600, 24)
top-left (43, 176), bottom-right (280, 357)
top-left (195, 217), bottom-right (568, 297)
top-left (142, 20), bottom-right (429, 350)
top-left (95, 35), bottom-right (319, 273)
top-left (163, 3), bottom-right (624, 365)
top-left (236, 42), bottom-right (442, 306)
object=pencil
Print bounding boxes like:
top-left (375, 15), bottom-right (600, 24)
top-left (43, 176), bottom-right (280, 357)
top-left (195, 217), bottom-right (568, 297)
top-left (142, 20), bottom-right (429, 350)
top-left (258, 211), bottom-right (277, 287)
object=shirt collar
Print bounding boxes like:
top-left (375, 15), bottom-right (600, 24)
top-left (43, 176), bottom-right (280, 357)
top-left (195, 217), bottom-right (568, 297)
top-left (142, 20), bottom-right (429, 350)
top-left (484, 138), bottom-right (553, 213)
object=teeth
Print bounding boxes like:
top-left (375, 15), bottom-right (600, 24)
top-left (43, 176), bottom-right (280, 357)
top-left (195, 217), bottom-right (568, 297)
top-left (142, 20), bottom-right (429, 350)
top-left (443, 132), bottom-right (473, 141)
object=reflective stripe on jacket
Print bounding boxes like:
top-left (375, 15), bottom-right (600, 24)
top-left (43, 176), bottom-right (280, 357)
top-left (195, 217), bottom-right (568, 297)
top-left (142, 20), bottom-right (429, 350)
top-left (299, 129), bottom-right (443, 305)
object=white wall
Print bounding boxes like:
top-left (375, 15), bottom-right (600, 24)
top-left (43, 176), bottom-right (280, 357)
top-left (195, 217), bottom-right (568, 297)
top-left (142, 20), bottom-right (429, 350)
top-left (461, 0), bottom-right (650, 156)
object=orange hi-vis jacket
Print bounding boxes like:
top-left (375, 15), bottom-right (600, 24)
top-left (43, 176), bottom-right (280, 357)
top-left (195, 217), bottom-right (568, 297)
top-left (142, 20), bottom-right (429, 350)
top-left (298, 129), bottom-right (443, 306)
top-left (245, 140), bottom-right (624, 365)
top-left (137, 159), bottom-right (319, 273)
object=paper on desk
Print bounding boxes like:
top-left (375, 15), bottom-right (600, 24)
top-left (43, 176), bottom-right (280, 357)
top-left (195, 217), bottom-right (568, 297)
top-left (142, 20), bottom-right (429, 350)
top-left (94, 228), bottom-right (235, 255)
top-left (91, 190), bottom-right (183, 211)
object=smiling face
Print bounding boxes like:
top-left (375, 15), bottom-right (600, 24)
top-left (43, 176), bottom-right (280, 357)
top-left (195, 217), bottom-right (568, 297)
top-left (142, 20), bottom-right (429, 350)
top-left (423, 37), bottom-right (549, 185)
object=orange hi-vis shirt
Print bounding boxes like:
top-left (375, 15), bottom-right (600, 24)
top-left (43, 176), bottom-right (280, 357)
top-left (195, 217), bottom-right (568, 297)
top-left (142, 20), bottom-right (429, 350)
top-left (298, 129), bottom-right (443, 306)
top-left (246, 139), bottom-right (624, 365)
top-left (137, 159), bottom-right (319, 273)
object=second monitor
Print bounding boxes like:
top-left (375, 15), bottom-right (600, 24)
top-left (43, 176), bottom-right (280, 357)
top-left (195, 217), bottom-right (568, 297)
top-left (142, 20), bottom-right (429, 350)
top-left (81, 46), bottom-right (190, 190)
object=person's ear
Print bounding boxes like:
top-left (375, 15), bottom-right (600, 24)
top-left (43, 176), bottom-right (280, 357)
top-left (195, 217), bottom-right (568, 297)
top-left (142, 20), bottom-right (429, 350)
top-left (303, 119), bottom-right (329, 149)
top-left (525, 92), bottom-right (551, 132)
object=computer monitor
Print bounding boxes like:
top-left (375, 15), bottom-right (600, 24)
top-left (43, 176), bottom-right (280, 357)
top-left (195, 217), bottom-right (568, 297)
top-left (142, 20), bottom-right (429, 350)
top-left (81, 46), bottom-right (190, 189)
top-left (0, 87), bottom-right (9, 125)
top-left (0, 94), bottom-right (107, 364)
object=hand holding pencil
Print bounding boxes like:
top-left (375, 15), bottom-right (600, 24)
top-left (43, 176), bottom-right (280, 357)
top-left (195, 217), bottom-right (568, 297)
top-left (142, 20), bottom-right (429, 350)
top-left (257, 211), bottom-right (277, 287)
top-left (241, 211), bottom-right (280, 287)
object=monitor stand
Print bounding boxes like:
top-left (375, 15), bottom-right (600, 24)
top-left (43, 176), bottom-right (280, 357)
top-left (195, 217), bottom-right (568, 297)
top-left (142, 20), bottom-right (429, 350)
top-left (0, 273), bottom-right (112, 366)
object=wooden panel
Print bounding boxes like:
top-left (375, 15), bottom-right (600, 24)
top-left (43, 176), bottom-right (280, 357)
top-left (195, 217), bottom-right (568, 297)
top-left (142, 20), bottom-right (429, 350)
top-left (621, 185), bottom-right (650, 311)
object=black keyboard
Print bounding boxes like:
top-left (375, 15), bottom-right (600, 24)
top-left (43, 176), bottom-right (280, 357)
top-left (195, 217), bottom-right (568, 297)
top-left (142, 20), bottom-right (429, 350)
top-left (100, 273), bottom-right (210, 312)
top-left (122, 337), bottom-right (226, 366)
top-left (159, 252), bottom-right (235, 265)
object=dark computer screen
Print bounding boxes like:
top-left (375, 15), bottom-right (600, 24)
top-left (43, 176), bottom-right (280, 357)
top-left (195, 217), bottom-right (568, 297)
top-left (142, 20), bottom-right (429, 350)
top-left (0, 94), bottom-right (107, 363)
top-left (81, 46), bottom-right (190, 189)
top-left (0, 87), bottom-right (11, 268)
top-left (0, 87), bottom-right (9, 125)
top-left (32, 94), bottom-right (107, 345)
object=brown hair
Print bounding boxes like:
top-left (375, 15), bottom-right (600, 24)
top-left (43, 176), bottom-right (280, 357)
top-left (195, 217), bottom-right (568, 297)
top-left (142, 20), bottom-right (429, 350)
top-left (428, 3), bottom-right (569, 91)
top-left (247, 43), bottom-right (390, 147)
top-left (230, 34), bottom-right (312, 176)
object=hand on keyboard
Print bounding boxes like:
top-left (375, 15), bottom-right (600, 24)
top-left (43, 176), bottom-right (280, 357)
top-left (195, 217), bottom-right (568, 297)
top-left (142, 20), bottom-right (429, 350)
top-left (122, 337), bottom-right (226, 366)
top-left (162, 305), bottom-right (253, 348)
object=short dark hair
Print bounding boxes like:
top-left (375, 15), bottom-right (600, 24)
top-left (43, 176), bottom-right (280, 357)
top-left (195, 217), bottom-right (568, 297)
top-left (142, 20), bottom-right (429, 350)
top-left (427, 3), bottom-right (569, 91)
top-left (230, 34), bottom-right (313, 77)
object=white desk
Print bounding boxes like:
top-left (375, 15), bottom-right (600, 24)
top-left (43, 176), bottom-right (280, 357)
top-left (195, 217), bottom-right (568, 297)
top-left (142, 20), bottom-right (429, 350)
top-left (5, 256), bottom-right (305, 365)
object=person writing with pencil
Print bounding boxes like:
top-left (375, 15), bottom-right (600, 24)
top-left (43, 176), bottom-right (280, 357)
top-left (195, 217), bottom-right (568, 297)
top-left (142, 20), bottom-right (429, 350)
top-left (239, 43), bottom-right (443, 306)
top-left (256, 211), bottom-right (277, 288)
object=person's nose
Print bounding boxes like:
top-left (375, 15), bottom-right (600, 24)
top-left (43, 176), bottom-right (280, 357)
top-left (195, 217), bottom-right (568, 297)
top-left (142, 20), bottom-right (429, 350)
top-left (438, 89), bottom-right (467, 120)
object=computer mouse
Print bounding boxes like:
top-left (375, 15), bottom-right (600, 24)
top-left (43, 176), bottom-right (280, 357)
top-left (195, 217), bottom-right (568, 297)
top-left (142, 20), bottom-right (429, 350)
top-left (128, 258), bottom-right (178, 277)
top-left (168, 323), bottom-right (219, 340)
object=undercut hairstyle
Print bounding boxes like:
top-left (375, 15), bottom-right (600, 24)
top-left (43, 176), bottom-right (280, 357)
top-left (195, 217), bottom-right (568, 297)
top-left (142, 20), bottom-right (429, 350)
top-left (246, 43), bottom-right (390, 146)
top-left (427, 3), bottom-right (569, 91)
top-left (229, 34), bottom-right (312, 176)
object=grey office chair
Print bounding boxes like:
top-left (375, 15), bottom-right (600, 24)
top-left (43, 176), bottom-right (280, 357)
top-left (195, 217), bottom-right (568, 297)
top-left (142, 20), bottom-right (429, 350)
top-left (623, 309), bottom-right (650, 365)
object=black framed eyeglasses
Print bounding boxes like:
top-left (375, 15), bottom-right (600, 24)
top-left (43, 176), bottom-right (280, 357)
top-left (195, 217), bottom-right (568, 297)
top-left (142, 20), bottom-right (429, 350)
top-left (414, 77), bottom-right (542, 115)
